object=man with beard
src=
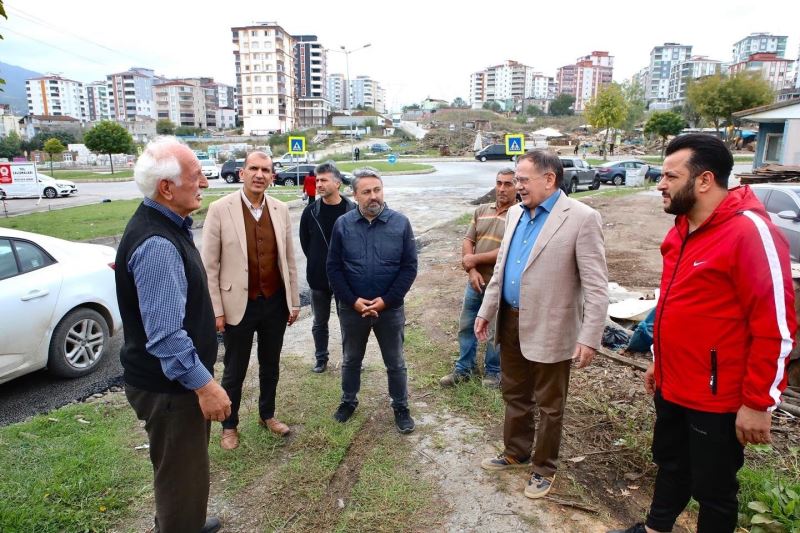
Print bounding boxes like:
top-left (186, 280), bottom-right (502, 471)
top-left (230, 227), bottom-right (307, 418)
top-left (326, 167), bottom-right (418, 433)
top-left (610, 134), bottom-right (796, 533)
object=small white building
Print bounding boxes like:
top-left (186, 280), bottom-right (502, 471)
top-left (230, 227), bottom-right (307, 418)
top-left (735, 99), bottom-right (800, 167)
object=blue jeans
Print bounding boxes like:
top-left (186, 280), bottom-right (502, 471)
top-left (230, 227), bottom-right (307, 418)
top-left (455, 284), bottom-right (500, 376)
top-left (339, 305), bottom-right (408, 409)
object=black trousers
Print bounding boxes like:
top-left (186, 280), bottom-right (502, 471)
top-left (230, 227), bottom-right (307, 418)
top-left (221, 292), bottom-right (288, 429)
top-left (646, 391), bottom-right (744, 533)
top-left (125, 385), bottom-right (211, 533)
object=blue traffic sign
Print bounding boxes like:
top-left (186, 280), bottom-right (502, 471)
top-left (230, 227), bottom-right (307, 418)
top-left (387, 154), bottom-right (398, 164)
top-left (288, 136), bottom-right (306, 155)
top-left (505, 134), bottom-right (525, 155)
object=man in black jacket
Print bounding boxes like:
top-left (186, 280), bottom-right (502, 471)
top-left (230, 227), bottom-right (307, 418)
top-left (299, 162), bottom-right (356, 373)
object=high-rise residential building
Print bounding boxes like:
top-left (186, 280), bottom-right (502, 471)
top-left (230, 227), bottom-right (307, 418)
top-left (153, 79), bottom-right (208, 129)
top-left (350, 75), bottom-right (385, 112)
top-left (470, 71), bottom-right (487, 109)
top-left (647, 43), bottom-right (693, 109)
top-left (573, 51), bottom-right (614, 112)
top-left (84, 81), bottom-right (112, 121)
top-left (106, 67), bottom-right (162, 121)
top-left (231, 22), bottom-right (296, 135)
top-left (556, 64), bottom-right (577, 97)
top-left (293, 34), bottom-right (330, 128)
top-left (528, 73), bottom-right (556, 100)
top-left (25, 75), bottom-right (86, 120)
top-left (326, 73), bottom-right (346, 111)
top-left (667, 56), bottom-right (722, 105)
top-left (732, 33), bottom-right (788, 63)
top-left (469, 60), bottom-right (552, 109)
top-left (729, 52), bottom-right (794, 92)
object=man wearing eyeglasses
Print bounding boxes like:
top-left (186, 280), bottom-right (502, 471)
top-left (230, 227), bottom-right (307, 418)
top-left (475, 149), bottom-right (608, 500)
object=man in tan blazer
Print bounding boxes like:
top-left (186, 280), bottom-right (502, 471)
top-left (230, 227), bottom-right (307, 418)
top-left (475, 149), bottom-right (608, 499)
top-left (202, 151), bottom-right (300, 450)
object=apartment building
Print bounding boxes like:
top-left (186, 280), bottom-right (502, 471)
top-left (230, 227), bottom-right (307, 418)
top-left (667, 56), bottom-right (722, 105)
top-left (293, 34), bottom-right (330, 128)
top-left (106, 67), bottom-right (162, 121)
top-left (556, 64), bottom-right (577, 98)
top-left (647, 43), bottom-right (693, 109)
top-left (469, 71), bottom-right (487, 109)
top-left (84, 81), bottom-right (112, 122)
top-left (573, 51), bottom-right (614, 112)
top-left (232, 22), bottom-right (296, 135)
top-left (350, 75), bottom-right (385, 112)
top-left (0, 104), bottom-right (24, 138)
top-left (729, 52), bottom-right (794, 92)
top-left (326, 73), bottom-right (346, 111)
top-left (154, 80), bottom-right (208, 129)
top-left (732, 33), bottom-right (788, 63)
top-left (25, 75), bottom-right (86, 120)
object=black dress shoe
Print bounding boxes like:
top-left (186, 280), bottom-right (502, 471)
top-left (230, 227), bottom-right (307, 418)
top-left (201, 516), bottom-right (222, 533)
top-left (312, 361), bottom-right (327, 373)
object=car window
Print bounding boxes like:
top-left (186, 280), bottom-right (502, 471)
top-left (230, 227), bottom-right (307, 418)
top-left (0, 239), bottom-right (19, 280)
top-left (752, 188), bottom-right (771, 205)
top-left (561, 159), bottom-right (573, 167)
top-left (766, 190), bottom-right (799, 215)
top-left (13, 240), bottom-right (55, 273)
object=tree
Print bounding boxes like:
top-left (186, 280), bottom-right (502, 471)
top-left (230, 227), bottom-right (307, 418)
top-left (402, 104), bottom-right (420, 112)
top-left (83, 121), bottom-right (133, 174)
top-left (687, 74), bottom-right (727, 134)
top-left (0, 131), bottom-right (22, 159)
top-left (644, 111), bottom-right (686, 158)
top-left (672, 102), bottom-right (702, 129)
top-left (620, 80), bottom-right (646, 132)
top-left (43, 138), bottom-right (66, 175)
top-left (549, 94), bottom-right (575, 116)
top-left (156, 119), bottom-right (176, 135)
top-left (21, 131), bottom-right (77, 153)
top-left (482, 101), bottom-right (502, 113)
top-left (451, 97), bottom-right (468, 108)
top-left (526, 105), bottom-right (543, 116)
top-left (584, 84), bottom-right (629, 159)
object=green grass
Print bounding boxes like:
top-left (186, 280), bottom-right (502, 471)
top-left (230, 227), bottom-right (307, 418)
top-left (455, 212), bottom-right (472, 226)
top-left (0, 401), bottom-right (151, 532)
top-left (0, 190), bottom-right (296, 241)
top-left (572, 186), bottom-right (649, 199)
top-left (336, 161), bottom-right (433, 173)
top-left (42, 169), bottom-right (135, 181)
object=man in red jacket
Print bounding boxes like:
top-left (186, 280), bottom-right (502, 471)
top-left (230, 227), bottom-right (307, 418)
top-left (611, 134), bottom-right (796, 533)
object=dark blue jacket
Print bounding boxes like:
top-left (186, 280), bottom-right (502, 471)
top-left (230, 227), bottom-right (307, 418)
top-left (326, 205), bottom-right (417, 309)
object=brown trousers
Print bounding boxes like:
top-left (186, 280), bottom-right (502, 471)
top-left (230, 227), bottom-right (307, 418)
top-left (126, 385), bottom-right (211, 533)
top-left (498, 305), bottom-right (571, 477)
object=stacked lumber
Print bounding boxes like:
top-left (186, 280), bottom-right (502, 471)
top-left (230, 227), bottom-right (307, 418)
top-left (738, 164), bottom-right (800, 184)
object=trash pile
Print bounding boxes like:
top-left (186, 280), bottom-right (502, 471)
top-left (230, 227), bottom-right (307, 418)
top-left (737, 164), bottom-right (800, 184)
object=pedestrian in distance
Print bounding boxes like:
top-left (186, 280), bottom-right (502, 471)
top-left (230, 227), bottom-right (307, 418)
top-left (354, 146), bottom-right (360, 161)
top-left (573, 143), bottom-right (579, 156)
top-left (476, 149), bottom-right (609, 500)
top-left (326, 166), bottom-right (418, 434)
top-left (303, 168), bottom-right (317, 205)
top-left (115, 136), bottom-right (229, 533)
top-left (440, 168), bottom-right (517, 389)
top-left (201, 151), bottom-right (301, 451)
top-left (299, 162), bottom-right (356, 374)
top-left (610, 134), bottom-right (796, 533)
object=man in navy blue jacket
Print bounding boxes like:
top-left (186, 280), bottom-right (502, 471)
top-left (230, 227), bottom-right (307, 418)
top-left (326, 167), bottom-right (418, 433)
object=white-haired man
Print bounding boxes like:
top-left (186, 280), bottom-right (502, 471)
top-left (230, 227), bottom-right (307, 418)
top-left (116, 136), bottom-right (230, 533)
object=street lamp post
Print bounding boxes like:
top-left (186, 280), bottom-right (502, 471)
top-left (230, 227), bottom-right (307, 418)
top-left (334, 43), bottom-right (370, 159)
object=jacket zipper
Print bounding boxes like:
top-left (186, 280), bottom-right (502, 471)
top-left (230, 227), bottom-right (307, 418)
top-left (709, 348), bottom-right (718, 395)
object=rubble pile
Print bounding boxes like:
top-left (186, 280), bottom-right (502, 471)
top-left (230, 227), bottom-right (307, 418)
top-left (737, 164), bottom-right (800, 184)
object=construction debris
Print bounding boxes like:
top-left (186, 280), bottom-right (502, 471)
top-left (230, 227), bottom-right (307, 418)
top-left (737, 164), bottom-right (800, 184)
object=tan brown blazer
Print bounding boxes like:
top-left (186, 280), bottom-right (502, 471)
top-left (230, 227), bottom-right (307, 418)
top-left (201, 191), bottom-right (300, 326)
top-left (477, 192), bottom-right (608, 363)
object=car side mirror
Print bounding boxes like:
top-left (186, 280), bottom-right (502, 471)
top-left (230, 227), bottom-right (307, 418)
top-left (777, 210), bottom-right (800, 221)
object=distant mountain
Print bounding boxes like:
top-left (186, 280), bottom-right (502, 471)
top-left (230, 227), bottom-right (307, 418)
top-left (0, 62), bottom-right (42, 115)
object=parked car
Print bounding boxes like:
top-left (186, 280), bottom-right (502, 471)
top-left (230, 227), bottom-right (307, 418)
top-left (2, 172), bottom-right (77, 198)
top-left (200, 159), bottom-right (219, 179)
top-left (0, 228), bottom-right (122, 384)
top-left (0, 187), bottom-right (5, 200)
top-left (220, 158), bottom-right (245, 183)
top-left (275, 164), bottom-right (316, 186)
top-left (596, 159), bottom-right (662, 186)
top-left (370, 142), bottom-right (391, 153)
top-left (272, 152), bottom-right (310, 169)
top-left (559, 157), bottom-right (599, 193)
top-left (475, 144), bottom-right (515, 162)
top-left (750, 184), bottom-right (800, 261)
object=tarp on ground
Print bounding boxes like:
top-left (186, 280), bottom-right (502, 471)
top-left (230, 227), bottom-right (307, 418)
top-left (531, 127), bottom-right (564, 137)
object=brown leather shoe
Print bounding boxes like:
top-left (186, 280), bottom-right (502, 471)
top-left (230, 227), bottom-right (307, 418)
top-left (220, 428), bottom-right (239, 450)
top-left (259, 417), bottom-right (291, 436)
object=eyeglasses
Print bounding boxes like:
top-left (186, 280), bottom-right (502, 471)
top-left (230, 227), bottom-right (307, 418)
top-left (512, 173), bottom-right (552, 186)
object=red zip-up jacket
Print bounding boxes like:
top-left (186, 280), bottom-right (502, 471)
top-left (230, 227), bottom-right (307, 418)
top-left (654, 185), bottom-right (795, 413)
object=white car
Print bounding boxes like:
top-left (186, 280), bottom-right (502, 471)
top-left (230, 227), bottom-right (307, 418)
top-left (0, 228), bottom-right (122, 384)
top-left (272, 152), bottom-right (310, 169)
top-left (2, 173), bottom-right (78, 199)
top-left (200, 159), bottom-right (220, 179)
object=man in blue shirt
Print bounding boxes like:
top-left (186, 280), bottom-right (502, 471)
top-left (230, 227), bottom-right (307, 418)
top-left (326, 167), bottom-right (418, 434)
top-left (116, 137), bottom-right (230, 533)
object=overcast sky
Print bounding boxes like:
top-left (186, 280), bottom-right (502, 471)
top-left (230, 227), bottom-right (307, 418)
top-left (2, 0), bottom-right (798, 111)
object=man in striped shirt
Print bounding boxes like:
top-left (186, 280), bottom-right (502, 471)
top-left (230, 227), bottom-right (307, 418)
top-left (440, 168), bottom-right (516, 388)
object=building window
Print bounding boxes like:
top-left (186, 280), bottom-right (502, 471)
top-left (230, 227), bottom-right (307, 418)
top-left (764, 133), bottom-right (784, 163)
top-left (254, 75), bottom-right (261, 82)
top-left (256, 109), bottom-right (262, 114)
top-left (251, 30), bottom-right (257, 36)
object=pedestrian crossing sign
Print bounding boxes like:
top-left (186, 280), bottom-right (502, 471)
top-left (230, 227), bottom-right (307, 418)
top-left (505, 134), bottom-right (525, 155)
top-left (288, 136), bottom-right (306, 155)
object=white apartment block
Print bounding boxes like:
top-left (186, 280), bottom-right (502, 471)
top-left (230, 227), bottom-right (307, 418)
top-left (470, 60), bottom-right (553, 108)
top-left (106, 68), bottom-right (161, 121)
top-left (350, 76), bottom-right (385, 112)
top-left (232, 22), bottom-right (296, 135)
top-left (647, 43), bottom-right (693, 109)
top-left (729, 52), bottom-right (794, 92)
top-left (154, 80), bottom-right (208, 129)
top-left (470, 71), bottom-right (487, 108)
top-left (667, 56), bottom-right (721, 105)
top-left (326, 73), bottom-right (346, 111)
top-left (732, 33), bottom-right (788, 63)
top-left (528, 73), bottom-right (555, 100)
top-left (573, 51), bottom-right (614, 112)
top-left (84, 81), bottom-right (112, 122)
top-left (294, 34), bottom-right (330, 128)
top-left (216, 107), bottom-right (237, 130)
top-left (25, 75), bottom-right (86, 120)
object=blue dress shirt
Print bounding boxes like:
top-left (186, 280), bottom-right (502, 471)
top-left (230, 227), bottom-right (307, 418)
top-left (502, 190), bottom-right (561, 307)
top-left (127, 198), bottom-right (212, 390)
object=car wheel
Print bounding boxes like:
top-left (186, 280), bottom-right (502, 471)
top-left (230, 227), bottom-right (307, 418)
top-left (590, 178), bottom-right (601, 190)
top-left (48, 308), bottom-right (109, 378)
top-left (282, 177), bottom-right (296, 186)
top-left (44, 187), bottom-right (58, 199)
top-left (479, 156), bottom-right (487, 162)
top-left (612, 174), bottom-right (624, 186)
top-left (569, 178), bottom-right (579, 194)
top-left (224, 173), bottom-right (237, 184)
